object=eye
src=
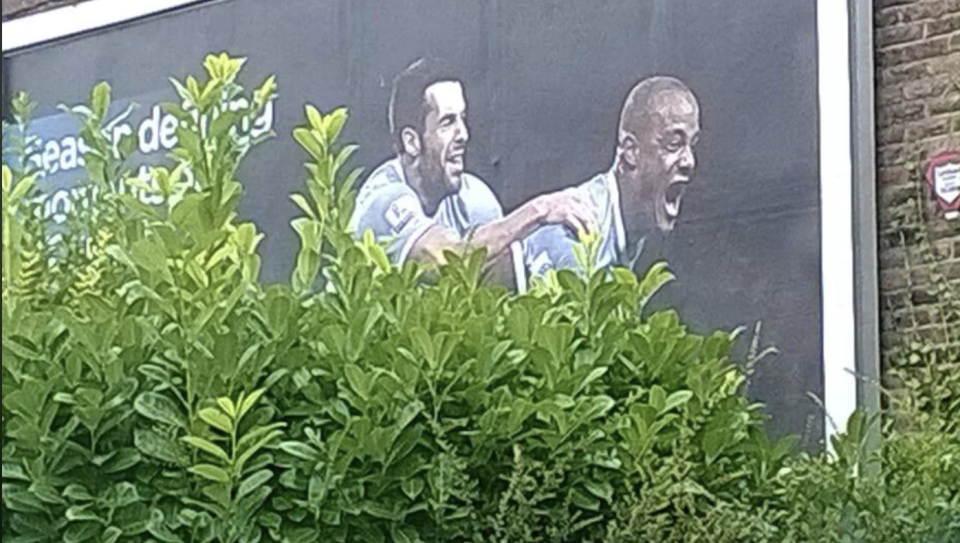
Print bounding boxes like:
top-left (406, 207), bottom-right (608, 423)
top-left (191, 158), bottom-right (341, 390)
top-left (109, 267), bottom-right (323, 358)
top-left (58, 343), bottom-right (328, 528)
top-left (664, 138), bottom-right (684, 153)
top-left (439, 114), bottom-right (457, 128)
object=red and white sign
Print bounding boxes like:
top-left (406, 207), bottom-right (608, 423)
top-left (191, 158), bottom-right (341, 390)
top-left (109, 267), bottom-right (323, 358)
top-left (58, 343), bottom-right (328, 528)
top-left (927, 151), bottom-right (960, 219)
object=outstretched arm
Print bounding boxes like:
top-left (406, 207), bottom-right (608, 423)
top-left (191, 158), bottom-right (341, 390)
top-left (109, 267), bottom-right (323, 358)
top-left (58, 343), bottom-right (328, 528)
top-left (408, 187), bottom-right (599, 270)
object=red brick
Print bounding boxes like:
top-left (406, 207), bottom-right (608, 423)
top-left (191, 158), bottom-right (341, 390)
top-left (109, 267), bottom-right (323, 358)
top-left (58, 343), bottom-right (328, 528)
top-left (878, 38), bottom-right (951, 67)
top-left (877, 23), bottom-right (926, 48)
top-left (926, 15), bottom-right (960, 38)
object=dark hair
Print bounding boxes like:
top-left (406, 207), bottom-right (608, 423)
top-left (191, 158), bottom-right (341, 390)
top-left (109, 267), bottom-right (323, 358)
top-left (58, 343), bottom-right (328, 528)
top-left (388, 57), bottom-right (458, 154)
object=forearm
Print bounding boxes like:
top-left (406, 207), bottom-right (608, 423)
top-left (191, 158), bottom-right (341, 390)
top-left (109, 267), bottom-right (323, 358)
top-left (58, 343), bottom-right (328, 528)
top-left (463, 198), bottom-right (546, 259)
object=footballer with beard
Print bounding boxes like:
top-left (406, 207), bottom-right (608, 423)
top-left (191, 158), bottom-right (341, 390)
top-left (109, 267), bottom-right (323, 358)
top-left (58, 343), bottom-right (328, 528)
top-left (349, 57), bottom-right (598, 288)
top-left (520, 76), bottom-right (701, 287)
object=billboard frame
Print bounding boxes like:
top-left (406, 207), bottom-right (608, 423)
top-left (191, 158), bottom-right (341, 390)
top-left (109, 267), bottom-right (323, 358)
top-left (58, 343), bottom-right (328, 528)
top-left (1, 0), bottom-right (881, 449)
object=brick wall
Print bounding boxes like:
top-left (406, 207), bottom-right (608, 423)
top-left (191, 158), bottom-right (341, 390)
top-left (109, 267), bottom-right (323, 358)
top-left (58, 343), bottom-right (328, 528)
top-left (4, 0), bottom-right (960, 358)
top-left (875, 0), bottom-right (960, 356)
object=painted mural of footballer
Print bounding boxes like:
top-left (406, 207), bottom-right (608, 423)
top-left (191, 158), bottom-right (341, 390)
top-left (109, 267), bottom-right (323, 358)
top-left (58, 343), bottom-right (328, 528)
top-left (521, 76), bottom-right (701, 283)
top-left (349, 57), bottom-right (599, 288)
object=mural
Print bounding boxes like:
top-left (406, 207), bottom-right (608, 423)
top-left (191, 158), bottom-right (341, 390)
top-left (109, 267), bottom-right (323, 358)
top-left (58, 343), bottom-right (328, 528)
top-left (3, 0), bottom-right (825, 441)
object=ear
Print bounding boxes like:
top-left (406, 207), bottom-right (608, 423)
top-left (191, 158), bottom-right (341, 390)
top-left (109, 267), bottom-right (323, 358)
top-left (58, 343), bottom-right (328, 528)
top-left (619, 131), bottom-right (639, 169)
top-left (401, 127), bottom-right (421, 158)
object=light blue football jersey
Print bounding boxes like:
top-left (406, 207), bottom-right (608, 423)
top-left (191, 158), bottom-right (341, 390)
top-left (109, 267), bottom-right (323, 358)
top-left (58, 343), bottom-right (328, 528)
top-left (518, 169), bottom-right (642, 290)
top-left (348, 157), bottom-right (507, 265)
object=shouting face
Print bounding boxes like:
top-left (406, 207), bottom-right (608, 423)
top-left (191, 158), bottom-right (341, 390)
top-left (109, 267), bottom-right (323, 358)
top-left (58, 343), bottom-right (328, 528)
top-left (628, 90), bottom-right (700, 233)
top-left (417, 80), bottom-right (470, 196)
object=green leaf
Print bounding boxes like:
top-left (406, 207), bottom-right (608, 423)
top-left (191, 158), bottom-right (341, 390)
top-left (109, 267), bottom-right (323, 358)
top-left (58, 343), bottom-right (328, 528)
top-left (2, 463), bottom-right (30, 481)
top-left (63, 521), bottom-right (100, 543)
top-left (235, 431), bottom-right (283, 474)
top-left (305, 105), bottom-right (324, 131)
top-left (29, 483), bottom-right (66, 505)
top-left (147, 508), bottom-right (185, 543)
top-left (294, 127), bottom-right (326, 161)
top-left (290, 194), bottom-right (316, 219)
top-left (63, 484), bottom-right (95, 502)
top-left (570, 487), bottom-right (601, 512)
top-left (2, 165), bottom-right (11, 193)
top-left (216, 397), bottom-right (238, 420)
top-left (130, 239), bottom-right (168, 273)
top-left (105, 246), bottom-right (138, 272)
top-left (119, 132), bottom-right (138, 158)
top-left (584, 480), bottom-right (614, 504)
top-left (208, 110), bottom-right (237, 139)
top-left (237, 423), bottom-right (286, 451)
top-left (134, 392), bottom-right (184, 428)
top-left (344, 364), bottom-right (371, 401)
top-left (661, 390), bottom-right (694, 414)
top-left (135, 429), bottom-right (183, 464)
top-left (649, 386), bottom-right (666, 413)
top-left (390, 525), bottom-right (419, 543)
top-left (182, 436), bottom-right (230, 462)
top-left (238, 389), bottom-right (266, 420)
top-left (10, 175), bottom-right (34, 202)
top-left (326, 107), bottom-right (348, 144)
top-left (104, 449), bottom-right (142, 474)
top-left (66, 504), bottom-right (104, 523)
top-left (102, 526), bottom-right (123, 543)
top-left (199, 408), bottom-right (233, 434)
top-left (279, 441), bottom-right (318, 461)
top-left (92, 82), bottom-right (111, 120)
top-left (189, 464), bottom-right (231, 484)
top-left (237, 469), bottom-right (272, 500)
top-left (401, 477), bottom-right (425, 500)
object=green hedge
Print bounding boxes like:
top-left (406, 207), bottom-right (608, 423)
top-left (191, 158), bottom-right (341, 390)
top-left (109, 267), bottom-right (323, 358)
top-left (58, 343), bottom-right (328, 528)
top-left (3, 55), bottom-right (958, 543)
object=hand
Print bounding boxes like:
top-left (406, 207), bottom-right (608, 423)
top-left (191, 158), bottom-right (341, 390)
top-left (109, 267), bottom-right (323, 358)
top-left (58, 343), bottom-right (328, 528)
top-left (535, 187), bottom-right (599, 237)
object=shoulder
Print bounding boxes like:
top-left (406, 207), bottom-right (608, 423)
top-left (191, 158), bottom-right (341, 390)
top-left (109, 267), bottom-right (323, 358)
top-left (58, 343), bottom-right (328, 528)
top-left (459, 172), bottom-right (503, 212)
top-left (356, 158), bottom-right (412, 202)
top-left (578, 172), bottom-right (612, 212)
top-left (350, 158), bottom-right (423, 232)
top-left (460, 172), bottom-right (499, 201)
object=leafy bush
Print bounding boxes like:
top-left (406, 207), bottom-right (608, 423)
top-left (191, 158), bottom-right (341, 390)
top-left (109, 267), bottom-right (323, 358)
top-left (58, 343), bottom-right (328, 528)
top-left (3, 55), bottom-right (958, 543)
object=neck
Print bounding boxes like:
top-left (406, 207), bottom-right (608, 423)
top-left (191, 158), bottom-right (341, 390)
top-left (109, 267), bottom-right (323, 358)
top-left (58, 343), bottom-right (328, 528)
top-left (613, 160), bottom-right (654, 249)
top-left (400, 155), bottom-right (443, 216)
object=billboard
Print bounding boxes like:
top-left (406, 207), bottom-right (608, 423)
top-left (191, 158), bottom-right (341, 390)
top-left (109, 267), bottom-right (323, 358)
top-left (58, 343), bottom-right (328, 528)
top-left (1, 0), bottom-right (878, 445)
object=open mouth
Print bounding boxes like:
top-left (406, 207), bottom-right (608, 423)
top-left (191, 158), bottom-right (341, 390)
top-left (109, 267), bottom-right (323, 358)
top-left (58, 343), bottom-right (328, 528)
top-left (447, 150), bottom-right (465, 170)
top-left (663, 179), bottom-right (689, 219)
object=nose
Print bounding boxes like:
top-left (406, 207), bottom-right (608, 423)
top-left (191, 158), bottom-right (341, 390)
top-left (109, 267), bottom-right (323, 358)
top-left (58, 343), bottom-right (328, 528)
top-left (455, 117), bottom-right (469, 143)
top-left (678, 145), bottom-right (695, 173)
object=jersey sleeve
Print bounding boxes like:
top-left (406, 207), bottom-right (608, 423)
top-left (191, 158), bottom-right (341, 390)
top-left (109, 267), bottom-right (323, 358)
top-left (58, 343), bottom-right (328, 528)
top-left (521, 224), bottom-right (582, 279)
top-left (461, 175), bottom-right (504, 225)
top-left (349, 181), bottom-right (436, 265)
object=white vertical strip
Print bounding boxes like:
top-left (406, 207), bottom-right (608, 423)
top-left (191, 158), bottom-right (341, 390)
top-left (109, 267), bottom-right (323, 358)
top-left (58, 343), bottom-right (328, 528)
top-left (2, 0), bottom-right (201, 52)
top-left (817, 0), bottom-right (858, 449)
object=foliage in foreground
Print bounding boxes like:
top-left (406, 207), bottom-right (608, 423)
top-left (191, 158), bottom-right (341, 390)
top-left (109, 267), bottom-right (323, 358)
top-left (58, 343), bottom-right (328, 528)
top-left (2, 55), bottom-right (958, 543)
